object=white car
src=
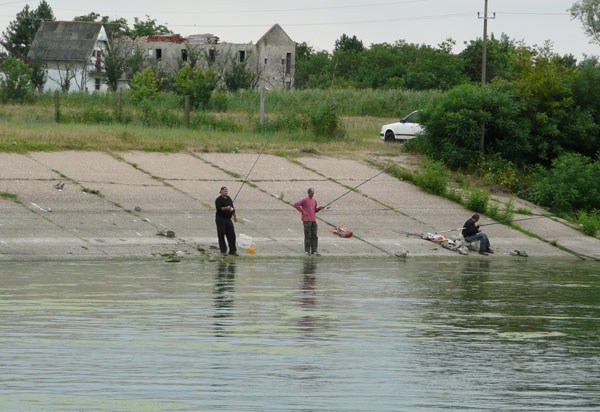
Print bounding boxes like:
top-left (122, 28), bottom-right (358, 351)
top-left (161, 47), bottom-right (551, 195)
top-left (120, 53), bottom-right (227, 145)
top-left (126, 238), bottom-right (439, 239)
top-left (380, 110), bottom-right (423, 142)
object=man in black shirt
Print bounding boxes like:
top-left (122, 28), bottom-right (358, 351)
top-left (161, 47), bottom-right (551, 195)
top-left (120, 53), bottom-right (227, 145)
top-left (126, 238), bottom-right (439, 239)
top-left (215, 186), bottom-right (238, 256)
top-left (462, 214), bottom-right (493, 255)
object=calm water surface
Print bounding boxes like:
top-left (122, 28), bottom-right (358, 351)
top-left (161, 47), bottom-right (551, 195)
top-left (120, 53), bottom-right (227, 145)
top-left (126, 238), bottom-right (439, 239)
top-left (1, 258), bottom-right (599, 411)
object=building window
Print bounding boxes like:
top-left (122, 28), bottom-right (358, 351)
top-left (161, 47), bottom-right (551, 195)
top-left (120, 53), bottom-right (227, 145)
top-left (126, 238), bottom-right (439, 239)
top-left (155, 48), bottom-right (162, 60)
top-left (286, 52), bottom-right (292, 75)
top-left (95, 78), bottom-right (101, 91)
top-left (209, 49), bottom-right (215, 63)
top-left (181, 49), bottom-right (188, 61)
top-left (239, 50), bottom-right (245, 62)
top-left (95, 50), bottom-right (102, 72)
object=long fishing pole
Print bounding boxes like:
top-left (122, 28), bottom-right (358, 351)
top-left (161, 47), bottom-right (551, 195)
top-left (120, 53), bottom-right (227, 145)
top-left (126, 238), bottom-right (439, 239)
top-left (322, 161), bottom-right (401, 209)
top-left (233, 148), bottom-right (263, 202)
top-left (437, 215), bottom-right (553, 233)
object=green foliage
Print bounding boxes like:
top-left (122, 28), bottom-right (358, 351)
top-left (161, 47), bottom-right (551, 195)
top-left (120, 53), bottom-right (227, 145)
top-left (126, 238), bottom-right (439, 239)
top-left (479, 156), bottom-right (521, 192)
top-left (309, 100), bottom-right (345, 139)
top-left (414, 159), bottom-right (449, 195)
top-left (174, 65), bottom-right (217, 108)
top-left (129, 68), bottom-right (159, 103)
top-left (0, 1), bottom-right (54, 57)
top-left (486, 199), bottom-right (515, 224)
top-left (0, 57), bottom-right (34, 103)
top-left (224, 61), bottom-right (258, 90)
top-left (419, 83), bottom-right (527, 168)
top-left (530, 153), bottom-right (600, 215)
top-left (466, 189), bottom-right (490, 213)
top-left (577, 209), bottom-right (600, 236)
top-left (460, 34), bottom-right (518, 83)
top-left (130, 15), bottom-right (169, 38)
top-left (570, 0), bottom-right (600, 46)
top-left (208, 92), bottom-right (229, 112)
top-left (190, 112), bottom-right (240, 132)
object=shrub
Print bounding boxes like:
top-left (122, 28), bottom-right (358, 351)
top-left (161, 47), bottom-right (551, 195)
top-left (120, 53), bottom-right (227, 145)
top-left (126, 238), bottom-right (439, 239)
top-left (531, 153), bottom-right (600, 215)
top-left (209, 91), bottom-right (229, 112)
top-left (309, 100), bottom-right (345, 139)
top-left (129, 68), bottom-right (159, 103)
top-left (419, 83), bottom-right (528, 168)
top-left (486, 199), bottom-right (515, 224)
top-left (174, 65), bottom-right (218, 109)
top-left (466, 189), bottom-right (490, 213)
top-left (578, 210), bottom-right (599, 237)
top-left (0, 57), bottom-right (34, 103)
top-left (414, 159), bottom-right (449, 195)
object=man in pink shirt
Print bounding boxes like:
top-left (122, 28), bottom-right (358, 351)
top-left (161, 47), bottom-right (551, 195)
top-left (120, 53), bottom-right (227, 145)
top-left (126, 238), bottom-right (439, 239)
top-left (294, 187), bottom-right (323, 256)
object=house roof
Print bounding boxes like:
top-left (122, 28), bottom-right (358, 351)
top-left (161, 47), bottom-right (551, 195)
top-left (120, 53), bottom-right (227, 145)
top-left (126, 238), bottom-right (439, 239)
top-left (256, 24), bottom-right (294, 45)
top-left (28, 21), bottom-right (104, 61)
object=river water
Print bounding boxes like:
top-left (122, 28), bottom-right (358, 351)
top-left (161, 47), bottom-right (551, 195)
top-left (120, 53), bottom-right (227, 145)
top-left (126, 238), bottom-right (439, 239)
top-left (1, 258), bottom-right (598, 411)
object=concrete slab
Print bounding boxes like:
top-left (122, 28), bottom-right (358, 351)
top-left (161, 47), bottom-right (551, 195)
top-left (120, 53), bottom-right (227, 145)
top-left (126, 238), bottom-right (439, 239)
top-left (0, 152), bottom-right (597, 261)
top-left (30, 151), bottom-right (157, 185)
top-left (0, 153), bottom-right (60, 180)
top-left (121, 151), bottom-right (232, 180)
top-left (200, 153), bottom-right (324, 181)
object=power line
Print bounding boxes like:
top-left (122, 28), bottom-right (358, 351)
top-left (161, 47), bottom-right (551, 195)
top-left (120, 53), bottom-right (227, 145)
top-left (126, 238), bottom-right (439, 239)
top-left (170, 12), bottom-right (474, 29)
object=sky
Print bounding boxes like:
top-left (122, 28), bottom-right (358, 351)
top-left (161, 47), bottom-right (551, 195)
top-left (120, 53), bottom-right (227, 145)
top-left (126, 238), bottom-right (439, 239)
top-left (1, 0), bottom-right (598, 59)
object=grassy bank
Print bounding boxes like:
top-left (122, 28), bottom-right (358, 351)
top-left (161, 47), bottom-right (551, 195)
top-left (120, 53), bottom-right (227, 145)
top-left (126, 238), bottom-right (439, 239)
top-left (1, 88), bottom-right (439, 155)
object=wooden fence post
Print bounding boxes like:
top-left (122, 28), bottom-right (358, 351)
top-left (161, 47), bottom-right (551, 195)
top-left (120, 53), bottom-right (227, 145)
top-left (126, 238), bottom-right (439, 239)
top-left (185, 95), bottom-right (190, 128)
top-left (54, 90), bottom-right (60, 123)
top-left (117, 88), bottom-right (123, 121)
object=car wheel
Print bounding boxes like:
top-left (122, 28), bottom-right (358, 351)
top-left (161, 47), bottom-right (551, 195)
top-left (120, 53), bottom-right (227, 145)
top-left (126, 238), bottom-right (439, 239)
top-left (384, 131), bottom-right (395, 142)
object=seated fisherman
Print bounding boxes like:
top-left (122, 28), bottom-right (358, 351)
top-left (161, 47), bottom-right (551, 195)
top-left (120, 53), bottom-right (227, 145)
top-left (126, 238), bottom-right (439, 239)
top-left (462, 214), bottom-right (494, 255)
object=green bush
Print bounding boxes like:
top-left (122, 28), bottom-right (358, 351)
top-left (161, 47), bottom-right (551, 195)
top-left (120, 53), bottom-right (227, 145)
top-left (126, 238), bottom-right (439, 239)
top-left (0, 57), bottom-right (34, 103)
top-left (531, 153), bottom-right (600, 215)
top-left (414, 159), bottom-right (449, 195)
top-left (486, 199), bottom-right (515, 224)
top-left (174, 65), bottom-right (217, 109)
top-left (209, 91), bottom-right (229, 112)
top-left (309, 100), bottom-right (345, 139)
top-left (578, 210), bottom-right (599, 237)
top-left (419, 83), bottom-right (528, 168)
top-left (129, 68), bottom-right (159, 103)
top-left (466, 189), bottom-right (490, 213)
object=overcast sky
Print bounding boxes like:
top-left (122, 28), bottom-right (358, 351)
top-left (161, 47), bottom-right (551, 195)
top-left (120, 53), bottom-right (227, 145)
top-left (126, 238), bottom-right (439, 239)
top-left (1, 0), bottom-right (598, 59)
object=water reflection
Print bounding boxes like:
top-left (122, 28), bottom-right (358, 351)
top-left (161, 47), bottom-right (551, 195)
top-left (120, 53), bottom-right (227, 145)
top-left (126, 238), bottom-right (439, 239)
top-left (298, 259), bottom-right (318, 333)
top-left (213, 261), bottom-right (236, 337)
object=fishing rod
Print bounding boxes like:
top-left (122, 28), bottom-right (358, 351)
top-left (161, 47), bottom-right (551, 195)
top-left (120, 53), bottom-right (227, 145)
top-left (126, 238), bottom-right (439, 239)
top-left (322, 160), bottom-right (401, 209)
top-left (233, 148), bottom-right (264, 202)
top-left (436, 215), bottom-right (553, 233)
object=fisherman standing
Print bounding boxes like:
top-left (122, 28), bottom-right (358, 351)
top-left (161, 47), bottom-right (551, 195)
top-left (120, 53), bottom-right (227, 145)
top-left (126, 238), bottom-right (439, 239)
top-left (462, 214), bottom-right (493, 255)
top-left (294, 187), bottom-right (323, 256)
top-left (215, 186), bottom-right (238, 256)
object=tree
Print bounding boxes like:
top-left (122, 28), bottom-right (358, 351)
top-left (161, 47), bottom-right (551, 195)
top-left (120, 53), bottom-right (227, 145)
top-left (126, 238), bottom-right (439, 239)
top-left (570, 0), bottom-right (600, 45)
top-left (294, 42), bottom-right (332, 89)
top-left (130, 15), bottom-right (169, 38)
top-left (460, 33), bottom-right (518, 83)
top-left (73, 12), bottom-right (130, 38)
top-left (174, 65), bottom-right (218, 108)
top-left (0, 57), bottom-right (34, 103)
top-left (0, 1), bottom-right (54, 57)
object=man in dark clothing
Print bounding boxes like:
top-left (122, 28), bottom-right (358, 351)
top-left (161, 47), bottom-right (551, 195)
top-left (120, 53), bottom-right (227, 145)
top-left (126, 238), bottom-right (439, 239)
top-left (462, 214), bottom-right (493, 255)
top-left (215, 186), bottom-right (238, 256)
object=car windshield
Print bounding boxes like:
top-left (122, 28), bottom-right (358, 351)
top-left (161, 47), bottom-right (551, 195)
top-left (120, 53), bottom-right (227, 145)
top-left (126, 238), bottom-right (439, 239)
top-left (403, 111), bottom-right (420, 123)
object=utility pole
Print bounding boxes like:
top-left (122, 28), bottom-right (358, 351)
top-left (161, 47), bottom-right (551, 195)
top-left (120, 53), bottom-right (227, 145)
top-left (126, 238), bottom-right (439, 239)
top-left (478, 0), bottom-right (495, 151)
top-left (479, 0), bottom-right (490, 86)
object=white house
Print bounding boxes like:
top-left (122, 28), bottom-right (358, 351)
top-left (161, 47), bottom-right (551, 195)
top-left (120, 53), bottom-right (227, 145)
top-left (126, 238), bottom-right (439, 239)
top-left (27, 21), bottom-right (110, 92)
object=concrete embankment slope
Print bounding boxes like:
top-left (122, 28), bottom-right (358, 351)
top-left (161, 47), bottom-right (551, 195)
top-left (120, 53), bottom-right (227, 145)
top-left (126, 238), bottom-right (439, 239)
top-left (0, 151), bottom-right (598, 261)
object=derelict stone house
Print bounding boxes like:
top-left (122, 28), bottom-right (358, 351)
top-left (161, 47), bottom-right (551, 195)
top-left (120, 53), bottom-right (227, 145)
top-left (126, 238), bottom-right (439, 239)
top-left (142, 24), bottom-right (296, 89)
top-left (28, 21), bottom-right (110, 92)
